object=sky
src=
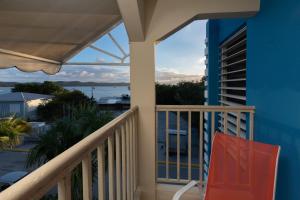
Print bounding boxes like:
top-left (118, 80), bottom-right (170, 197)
top-left (0, 20), bottom-right (207, 84)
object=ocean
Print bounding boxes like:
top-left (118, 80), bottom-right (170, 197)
top-left (0, 86), bottom-right (130, 101)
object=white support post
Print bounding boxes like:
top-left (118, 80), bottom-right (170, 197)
top-left (130, 41), bottom-right (156, 200)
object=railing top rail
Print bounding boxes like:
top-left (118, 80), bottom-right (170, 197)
top-left (0, 106), bottom-right (138, 200)
top-left (156, 105), bottom-right (255, 113)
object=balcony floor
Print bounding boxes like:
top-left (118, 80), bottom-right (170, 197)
top-left (156, 183), bottom-right (203, 200)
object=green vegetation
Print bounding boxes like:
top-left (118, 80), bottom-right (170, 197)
top-left (37, 90), bottom-right (95, 122)
top-left (0, 117), bottom-right (31, 149)
top-left (12, 81), bottom-right (96, 122)
top-left (156, 78), bottom-right (205, 105)
top-left (27, 105), bottom-right (113, 200)
top-left (12, 81), bottom-right (66, 95)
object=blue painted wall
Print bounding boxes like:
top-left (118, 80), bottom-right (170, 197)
top-left (207, 0), bottom-right (300, 199)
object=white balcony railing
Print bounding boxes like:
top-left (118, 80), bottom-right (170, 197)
top-left (0, 107), bottom-right (138, 200)
top-left (156, 105), bottom-right (255, 184)
top-left (0, 105), bottom-right (255, 200)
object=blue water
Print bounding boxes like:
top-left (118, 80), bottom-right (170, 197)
top-left (0, 86), bottom-right (130, 101)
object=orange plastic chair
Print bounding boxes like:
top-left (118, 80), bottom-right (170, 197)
top-left (172, 133), bottom-right (280, 200)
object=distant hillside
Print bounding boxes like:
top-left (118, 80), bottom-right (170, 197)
top-left (0, 81), bottom-right (130, 87)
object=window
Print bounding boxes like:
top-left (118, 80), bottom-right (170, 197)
top-left (219, 27), bottom-right (247, 137)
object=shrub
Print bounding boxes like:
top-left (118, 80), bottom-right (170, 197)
top-left (0, 117), bottom-right (31, 149)
top-left (156, 78), bottom-right (205, 105)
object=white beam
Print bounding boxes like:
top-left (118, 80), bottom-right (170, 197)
top-left (144, 0), bottom-right (260, 41)
top-left (89, 45), bottom-right (123, 61)
top-left (116, 0), bottom-right (145, 41)
top-left (108, 33), bottom-right (128, 57)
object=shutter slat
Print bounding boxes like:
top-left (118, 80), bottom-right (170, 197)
top-left (219, 27), bottom-right (247, 137)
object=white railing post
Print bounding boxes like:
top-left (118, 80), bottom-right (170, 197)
top-left (249, 112), bottom-right (254, 140)
top-left (97, 144), bottom-right (105, 200)
top-left (108, 135), bottom-right (115, 200)
top-left (133, 111), bottom-right (137, 192)
top-left (126, 120), bottom-right (131, 200)
top-left (121, 125), bottom-right (127, 200)
top-left (115, 129), bottom-right (122, 200)
top-left (165, 111), bottom-right (169, 179)
top-left (176, 111), bottom-right (181, 180)
top-left (188, 111), bottom-right (192, 181)
top-left (236, 112), bottom-right (241, 137)
top-left (129, 116), bottom-right (134, 200)
top-left (58, 173), bottom-right (71, 200)
top-left (82, 154), bottom-right (92, 200)
top-left (199, 111), bottom-right (204, 184)
top-left (211, 111), bottom-right (215, 145)
top-left (224, 112), bottom-right (228, 133)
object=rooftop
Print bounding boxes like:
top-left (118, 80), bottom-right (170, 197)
top-left (0, 92), bottom-right (53, 102)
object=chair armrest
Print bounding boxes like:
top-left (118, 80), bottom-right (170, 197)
top-left (172, 181), bottom-right (199, 200)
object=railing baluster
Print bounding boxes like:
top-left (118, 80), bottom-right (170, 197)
top-left (58, 173), bottom-right (71, 200)
top-left (188, 111), bottom-right (192, 180)
top-left (236, 112), bottom-right (241, 138)
top-left (249, 112), bottom-right (254, 141)
top-left (126, 120), bottom-right (131, 200)
top-left (224, 112), bottom-right (228, 133)
top-left (177, 111), bottom-right (180, 180)
top-left (82, 154), bottom-right (92, 200)
top-left (133, 111), bottom-right (137, 191)
top-left (129, 116), bottom-right (134, 200)
top-left (121, 125), bottom-right (127, 200)
top-left (115, 129), bottom-right (121, 200)
top-left (108, 135), bottom-right (115, 200)
top-left (199, 111), bottom-right (203, 184)
top-left (155, 110), bottom-right (159, 181)
top-left (211, 111), bottom-right (215, 144)
top-left (165, 111), bottom-right (169, 179)
top-left (97, 144), bottom-right (105, 200)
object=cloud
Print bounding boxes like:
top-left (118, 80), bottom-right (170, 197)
top-left (79, 71), bottom-right (95, 77)
top-left (96, 58), bottom-right (106, 63)
top-left (156, 69), bottom-right (202, 84)
top-left (197, 56), bottom-right (206, 65)
top-left (0, 66), bottom-right (204, 84)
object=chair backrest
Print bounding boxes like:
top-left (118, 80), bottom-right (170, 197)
top-left (205, 133), bottom-right (280, 200)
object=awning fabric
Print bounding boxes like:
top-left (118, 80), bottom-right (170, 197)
top-left (0, 0), bottom-right (121, 74)
top-left (0, 51), bottom-right (61, 74)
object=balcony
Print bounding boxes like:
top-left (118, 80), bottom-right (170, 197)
top-left (0, 105), bottom-right (254, 200)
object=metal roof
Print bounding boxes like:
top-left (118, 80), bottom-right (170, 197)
top-left (0, 92), bottom-right (53, 102)
top-left (0, 171), bottom-right (28, 185)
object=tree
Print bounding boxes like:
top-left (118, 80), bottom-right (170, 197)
top-left (27, 105), bottom-right (113, 199)
top-left (174, 81), bottom-right (205, 105)
top-left (37, 90), bottom-right (95, 122)
top-left (0, 117), bottom-right (31, 149)
top-left (156, 78), bottom-right (205, 105)
top-left (155, 84), bottom-right (177, 105)
top-left (12, 81), bottom-right (66, 95)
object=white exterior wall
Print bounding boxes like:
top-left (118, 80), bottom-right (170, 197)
top-left (0, 101), bottom-right (24, 118)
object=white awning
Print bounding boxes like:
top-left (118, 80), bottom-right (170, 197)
top-left (0, 0), bottom-right (121, 74)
